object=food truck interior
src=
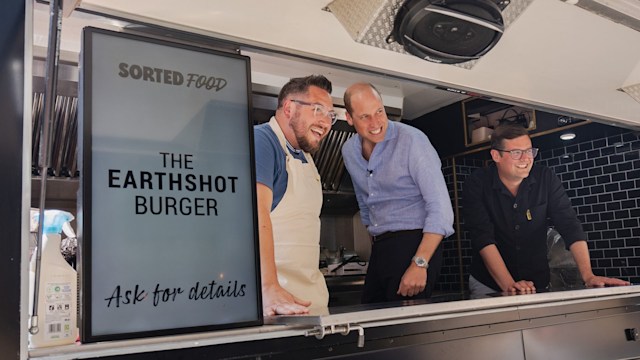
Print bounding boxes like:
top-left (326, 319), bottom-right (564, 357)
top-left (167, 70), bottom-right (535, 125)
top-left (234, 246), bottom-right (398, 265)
top-left (2, 0), bottom-right (640, 359)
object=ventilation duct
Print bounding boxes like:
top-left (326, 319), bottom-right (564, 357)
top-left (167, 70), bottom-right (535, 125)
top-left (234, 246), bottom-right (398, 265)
top-left (327, 0), bottom-right (534, 69)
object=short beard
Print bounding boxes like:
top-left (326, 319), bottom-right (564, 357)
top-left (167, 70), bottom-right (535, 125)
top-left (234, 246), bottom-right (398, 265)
top-left (290, 110), bottom-right (321, 154)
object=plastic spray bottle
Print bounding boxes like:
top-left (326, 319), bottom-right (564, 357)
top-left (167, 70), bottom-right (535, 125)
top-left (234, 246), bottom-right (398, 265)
top-left (28, 209), bottom-right (78, 348)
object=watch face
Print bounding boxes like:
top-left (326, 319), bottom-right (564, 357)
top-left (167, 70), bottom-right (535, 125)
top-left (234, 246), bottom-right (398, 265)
top-left (414, 256), bottom-right (428, 268)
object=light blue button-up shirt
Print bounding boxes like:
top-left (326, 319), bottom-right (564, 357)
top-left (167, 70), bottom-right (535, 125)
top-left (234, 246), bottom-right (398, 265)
top-left (341, 121), bottom-right (454, 238)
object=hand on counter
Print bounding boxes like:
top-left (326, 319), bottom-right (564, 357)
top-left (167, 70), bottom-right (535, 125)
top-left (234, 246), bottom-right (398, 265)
top-left (505, 280), bottom-right (536, 294)
top-left (262, 284), bottom-right (311, 316)
top-left (583, 275), bottom-right (630, 288)
top-left (397, 265), bottom-right (427, 297)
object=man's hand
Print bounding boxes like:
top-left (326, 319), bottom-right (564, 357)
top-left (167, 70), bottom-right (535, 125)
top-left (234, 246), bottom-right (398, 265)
top-left (262, 284), bottom-right (311, 316)
top-left (397, 264), bottom-right (427, 297)
top-left (583, 275), bottom-right (630, 288)
top-left (505, 280), bottom-right (536, 294)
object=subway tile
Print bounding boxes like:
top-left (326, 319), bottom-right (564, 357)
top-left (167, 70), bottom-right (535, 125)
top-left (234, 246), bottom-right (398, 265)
top-left (582, 222), bottom-right (593, 231)
top-left (580, 142), bottom-right (594, 151)
top-left (600, 212), bottom-right (614, 221)
top-left (602, 165), bottom-right (617, 174)
top-left (566, 189), bottom-right (576, 197)
top-left (570, 197), bottom-right (584, 207)
top-left (590, 233), bottom-right (604, 241)
top-left (611, 173), bottom-right (626, 182)
top-left (607, 134), bottom-right (622, 146)
top-left (575, 169), bottom-right (588, 178)
top-left (588, 168), bottom-right (603, 176)
top-left (578, 205), bottom-right (591, 214)
top-left (563, 172), bottom-right (576, 181)
top-left (634, 159), bottom-right (640, 169)
top-left (620, 249), bottom-right (635, 258)
top-left (594, 221), bottom-right (608, 230)
top-left (633, 141), bottom-right (640, 151)
top-left (592, 204), bottom-right (606, 212)
top-left (629, 189), bottom-right (640, 198)
top-left (586, 149), bottom-right (600, 159)
top-left (601, 146), bottom-right (615, 156)
top-left (598, 193), bottom-right (613, 203)
top-left (593, 139), bottom-right (606, 148)
top-left (567, 145), bottom-right (579, 153)
top-left (547, 158), bottom-right (560, 166)
top-left (604, 249), bottom-right (620, 259)
top-left (621, 267), bottom-right (636, 277)
top-left (594, 157), bottom-right (608, 166)
top-left (616, 143), bottom-right (631, 153)
top-left (597, 258), bottom-right (611, 267)
top-left (612, 258), bottom-right (627, 267)
top-left (580, 159), bottom-right (594, 169)
top-left (590, 249), bottom-right (604, 259)
top-left (609, 154), bottom-right (624, 164)
top-left (612, 191), bottom-right (627, 200)
top-left (624, 219), bottom-right (639, 228)
top-left (618, 162), bottom-right (632, 171)
top-left (583, 177), bottom-right (596, 186)
top-left (628, 169), bottom-right (640, 179)
top-left (569, 179), bottom-right (581, 188)
top-left (630, 208), bottom-right (640, 217)
top-left (610, 239), bottom-right (625, 248)
top-left (573, 152), bottom-right (587, 161)
top-left (577, 188), bottom-right (590, 196)
top-left (590, 185), bottom-right (605, 194)
top-left (605, 183), bottom-right (620, 192)
top-left (609, 220), bottom-right (623, 229)
top-left (554, 165), bottom-right (568, 174)
top-left (586, 214), bottom-right (599, 222)
top-left (605, 268), bottom-right (621, 277)
top-left (622, 199), bottom-right (636, 209)
top-left (584, 195), bottom-right (598, 204)
top-left (615, 210), bottom-right (630, 219)
top-left (606, 202), bottom-right (621, 211)
top-left (605, 249), bottom-right (619, 258)
top-left (627, 258), bottom-right (640, 266)
top-left (567, 163), bottom-right (580, 172)
top-left (597, 175), bottom-right (611, 184)
top-left (628, 238), bottom-right (640, 247)
top-left (618, 229), bottom-right (632, 238)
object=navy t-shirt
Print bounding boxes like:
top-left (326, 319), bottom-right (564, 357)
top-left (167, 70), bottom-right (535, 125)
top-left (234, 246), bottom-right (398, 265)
top-left (254, 121), bottom-right (309, 210)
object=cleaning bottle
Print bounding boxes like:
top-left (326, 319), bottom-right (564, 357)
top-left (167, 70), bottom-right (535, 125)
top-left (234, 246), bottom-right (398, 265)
top-left (28, 209), bottom-right (78, 348)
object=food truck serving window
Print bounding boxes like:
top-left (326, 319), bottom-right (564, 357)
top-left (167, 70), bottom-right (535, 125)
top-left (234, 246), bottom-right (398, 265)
top-left (79, 27), bottom-right (261, 342)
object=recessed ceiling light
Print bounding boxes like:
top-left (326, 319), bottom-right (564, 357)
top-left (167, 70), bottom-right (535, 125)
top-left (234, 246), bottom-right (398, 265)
top-left (560, 132), bottom-right (576, 141)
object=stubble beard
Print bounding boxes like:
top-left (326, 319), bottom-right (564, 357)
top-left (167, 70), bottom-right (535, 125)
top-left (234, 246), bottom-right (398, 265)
top-left (290, 111), bottom-right (321, 154)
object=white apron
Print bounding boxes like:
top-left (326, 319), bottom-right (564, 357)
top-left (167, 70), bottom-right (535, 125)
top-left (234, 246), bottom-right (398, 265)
top-left (268, 118), bottom-right (329, 312)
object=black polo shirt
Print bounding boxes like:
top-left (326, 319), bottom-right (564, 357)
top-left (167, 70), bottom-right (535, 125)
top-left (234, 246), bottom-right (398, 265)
top-left (463, 164), bottom-right (586, 291)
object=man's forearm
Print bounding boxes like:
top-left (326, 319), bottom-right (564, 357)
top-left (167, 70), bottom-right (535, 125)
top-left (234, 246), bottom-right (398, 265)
top-left (479, 244), bottom-right (516, 291)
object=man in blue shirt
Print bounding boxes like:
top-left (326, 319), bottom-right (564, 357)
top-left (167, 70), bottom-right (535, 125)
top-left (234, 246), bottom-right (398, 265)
top-left (254, 75), bottom-right (336, 315)
top-left (341, 83), bottom-right (454, 303)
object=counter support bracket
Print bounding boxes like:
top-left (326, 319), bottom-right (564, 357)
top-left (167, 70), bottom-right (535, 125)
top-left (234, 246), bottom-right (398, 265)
top-left (305, 323), bottom-right (365, 348)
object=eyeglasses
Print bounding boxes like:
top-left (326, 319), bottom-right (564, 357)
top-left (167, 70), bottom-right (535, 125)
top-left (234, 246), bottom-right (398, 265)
top-left (493, 147), bottom-right (539, 160)
top-left (290, 99), bottom-right (337, 125)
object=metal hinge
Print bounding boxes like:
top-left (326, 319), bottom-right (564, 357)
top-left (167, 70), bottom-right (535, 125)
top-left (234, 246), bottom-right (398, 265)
top-left (305, 323), bottom-right (365, 348)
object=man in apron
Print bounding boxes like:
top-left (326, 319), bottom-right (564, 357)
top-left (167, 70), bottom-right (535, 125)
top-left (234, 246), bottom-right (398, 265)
top-left (254, 75), bottom-right (336, 315)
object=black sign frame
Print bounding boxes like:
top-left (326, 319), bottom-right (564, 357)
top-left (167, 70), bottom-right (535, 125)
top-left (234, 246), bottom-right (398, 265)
top-left (78, 27), bottom-right (262, 343)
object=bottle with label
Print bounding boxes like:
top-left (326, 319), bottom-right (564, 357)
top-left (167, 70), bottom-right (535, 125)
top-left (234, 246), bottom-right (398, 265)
top-left (28, 210), bottom-right (78, 348)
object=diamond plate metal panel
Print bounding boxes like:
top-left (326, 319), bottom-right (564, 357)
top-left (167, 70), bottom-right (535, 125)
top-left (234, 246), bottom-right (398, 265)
top-left (327, 0), bottom-right (536, 69)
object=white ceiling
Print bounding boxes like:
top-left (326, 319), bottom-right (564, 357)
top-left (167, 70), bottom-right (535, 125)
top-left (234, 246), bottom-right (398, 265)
top-left (33, 0), bottom-right (640, 124)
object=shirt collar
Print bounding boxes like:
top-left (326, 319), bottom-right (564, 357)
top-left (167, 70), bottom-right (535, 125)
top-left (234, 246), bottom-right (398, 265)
top-left (490, 163), bottom-right (537, 195)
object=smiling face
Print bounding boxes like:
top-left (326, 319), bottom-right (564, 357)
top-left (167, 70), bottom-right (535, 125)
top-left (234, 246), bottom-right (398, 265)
top-left (345, 84), bottom-right (388, 154)
top-left (491, 135), bottom-right (534, 185)
top-left (286, 85), bottom-right (333, 153)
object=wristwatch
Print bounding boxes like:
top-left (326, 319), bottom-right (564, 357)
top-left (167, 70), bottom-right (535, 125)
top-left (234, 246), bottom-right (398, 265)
top-left (412, 256), bottom-right (429, 269)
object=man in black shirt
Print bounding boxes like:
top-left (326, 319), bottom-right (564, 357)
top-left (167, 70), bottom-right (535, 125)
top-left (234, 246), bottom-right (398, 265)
top-left (463, 125), bottom-right (629, 297)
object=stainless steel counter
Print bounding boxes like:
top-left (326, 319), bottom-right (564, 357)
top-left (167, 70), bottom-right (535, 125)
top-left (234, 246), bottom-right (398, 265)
top-left (29, 286), bottom-right (640, 359)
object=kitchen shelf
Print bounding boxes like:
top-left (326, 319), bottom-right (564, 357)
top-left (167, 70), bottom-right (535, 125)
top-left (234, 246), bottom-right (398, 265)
top-left (462, 98), bottom-right (536, 147)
